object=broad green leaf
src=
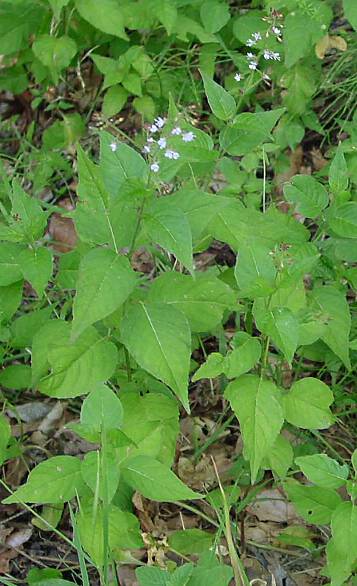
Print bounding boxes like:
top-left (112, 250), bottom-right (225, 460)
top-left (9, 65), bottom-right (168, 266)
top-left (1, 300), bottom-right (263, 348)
top-left (81, 448), bottom-right (120, 502)
top-left (100, 131), bottom-right (148, 199)
top-left (77, 501), bottom-right (143, 567)
top-left (200, 1), bottom-right (230, 34)
top-left (329, 146), bottom-right (349, 194)
top-left (311, 286), bottom-right (351, 369)
top-left (102, 85), bottom-right (128, 118)
top-left (121, 303), bottom-right (191, 410)
top-left (48, 0), bottom-right (71, 19)
top-left (295, 454), bottom-right (349, 489)
top-left (0, 1), bottom-right (42, 55)
top-left (327, 202), bottom-right (357, 239)
top-left (0, 364), bottom-right (31, 389)
top-left (168, 529), bottom-right (214, 554)
top-left (200, 71), bottom-right (236, 121)
top-left (284, 3), bottom-right (332, 67)
top-left (147, 272), bottom-right (236, 332)
top-left (265, 434), bottom-right (293, 478)
top-left (255, 306), bottom-right (299, 364)
top-left (92, 54), bottom-right (127, 89)
top-left (220, 109), bottom-right (285, 155)
top-left (188, 553), bottom-right (233, 585)
top-left (284, 175), bottom-right (329, 218)
top-left (0, 281), bottom-right (23, 322)
top-left (283, 377), bottom-right (334, 429)
top-left (285, 479), bottom-right (342, 524)
top-left (31, 320), bottom-right (69, 385)
top-left (75, 0), bottom-right (128, 39)
top-left (143, 204), bottom-right (193, 273)
top-left (3, 456), bottom-right (85, 504)
top-left (136, 566), bottom-right (169, 586)
top-left (150, 0), bottom-right (177, 35)
top-left (233, 11), bottom-right (269, 44)
top-left (192, 353), bottom-right (225, 381)
top-left (0, 243), bottom-right (24, 285)
top-left (81, 385), bottom-right (123, 431)
top-left (32, 503), bottom-right (63, 532)
top-left (121, 455), bottom-right (200, 501)
top-left (72, 248), bottom-right (137, 339)
top-left (225, 375), bottom-right (284, 482)
top-left (0, 413), bottom-right (11, 465)
top-left (32, 35), bottom-right (77, 82)
top-left (224, 333), bottom-right (261, 379)
top-left (18, 247), bottom-right (53, 297)
top-left (77, 144), bottom-right (109, 207)
top-left (343, 0), bottom-right (357, 30)
top-left (326, 502), bottom-right (357, 586)
top-left (234, 241), bottom-right (276, 297)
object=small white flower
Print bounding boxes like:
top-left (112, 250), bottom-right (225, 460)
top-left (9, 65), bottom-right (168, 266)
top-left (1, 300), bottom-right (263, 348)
top-left (234, 72), bottom-right (243, 82)
top-left (248, 60), bottom-right (258, 70)
top-left (158, 137), bottom-right (167, 149)
top-left (253, 32), bottom-right (262, 41)
top-left (143, 145), bottom-right (151, 153)
top-left (110, 142), bottom-right (118, 152)
top-left (264, 49), bottom-right (272, 60)
top-left (246, 39), bottom-right (256, 47)
top-left (262, 72), bottom-right (270, 81)
top-left (150, 162), bottom-right (160, 173)
top-left (154, 116), bottom-right (166, 128)
top-left (272, 51), bottom-right (281, 61)
top-left (164, 149), bottom-right (180, 160)
top-left (272, 26), bottom-right (281, 35)
top-left (247, 52), bottom-right (255, 60)
top-left (171, 126), bottom-right (182, 135)
top-left (149, 124), bottom-right (159, 133)
top-left (147, 137), bottom-right (155, 143)
top-left (182, 131), bottom-right (195, 143)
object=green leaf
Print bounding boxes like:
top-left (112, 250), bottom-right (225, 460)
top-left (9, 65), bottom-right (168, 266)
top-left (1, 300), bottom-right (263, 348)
top-left (32, 35), bottom-right (77, 82)
top-left (343, 0), bottom-right (357, 30)
top-left (0, 1), bottom-right (42, 56)
top-left (200, 71), bottom-right (236, 121)
top-left (200, 1), bottom-right (230, 34)
top-left (284, 3), bottom-right (332, 68)
top-left (150, 0), bottom-right (177, 35)
top-left (102, 85), bottom-right (128, 119)
top-left (0, 281), bottom-right (23, 322)
top-left (72, 248), bottom-right (137, 339)
top-left (48, 0), bottom-right (71, 19)
top-left (92, 54), bottom-right (127, 89)
top-left (220, 109), bottom-right (285, 155)
top-left (326, 501), bottom-right (357, 586)
top-left (329, 146), bottom-right (349, 194)
top-left (311, 286), bottom-right (351, 369)
top-left (0, 364), bottom-right (31, 390)
top-left (147, 272), bottom-right (236, 332)
top-left (81, 448), bottom-right (120, 502)
top-left (0, 413), bottom-right (11, 465)
top-left (121, 303), bottom-right (191, 410)
top-left (327, 202), bottom-right (357, 239)
top-left (295, 454), bottom-right (349, 489)
top-left (234, 241), bottom-right (276, 297)
top-left (75, 0), bottom-right (128, 39)
top-left (3, 456), bottom-right (85, 504)
top-left (18, 247), bottom-right (53, 297)
top-left (133, 95), bottom-right (155, 120)
top-left (10, 182), bottom-right (48, 242)
top-left (283, 377), bottom-right (334, 429)
top-left (284, 175), bottom-right (329, 218)
top-left (255, 306), bottom-right (299, 364)
top-left (225, 375), bottom-right (284, 483)
top-left (285, 479), bottom-right (342, 524)
top-left (266, 434), bottom-right (293, 478)
top-left (143, 203), bottom-right (194, 273)
top-left (192, 353), bottom-right (225, 381)
top-left (136, 566), bottom-right (169, 586)
top-left (122, 455), bottom-right (200, 501)
top-left (0, 243), bottom-right (24, 285)
top-left (81, 385), bottom-right (123, 432)
top-left (168, 529), bottom-right (214, 554)
top-left (224, 334), bottom-right (261, 379)
top-left (11, 307), bottom-right (52, 349)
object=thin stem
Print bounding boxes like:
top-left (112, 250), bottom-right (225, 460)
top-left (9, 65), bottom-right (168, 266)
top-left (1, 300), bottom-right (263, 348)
top-left (128, 199), bottom-right (146, 257)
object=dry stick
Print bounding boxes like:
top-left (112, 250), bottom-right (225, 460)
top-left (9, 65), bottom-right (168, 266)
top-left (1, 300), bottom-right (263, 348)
top-left (211, 457), bottom-right (250, 586)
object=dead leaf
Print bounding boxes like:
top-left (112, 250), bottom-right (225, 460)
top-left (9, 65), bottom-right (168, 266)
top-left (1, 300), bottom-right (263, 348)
top-left (6, 527), bottom-right (32, 548)
top-left (48, 199), bottom-right (77, 253)
top-left (315, 35), bottom-right (347, 59)
top-left (7, 402), bottom-right (51, 423)
top-left (246, 489), bottom-right (298, 523)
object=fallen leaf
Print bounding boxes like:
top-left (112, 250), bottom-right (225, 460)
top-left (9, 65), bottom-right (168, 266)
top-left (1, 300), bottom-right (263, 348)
top-left (246, 488), bottom-right (298, 523)
top-left (316, 35), bottom-right (347, 59)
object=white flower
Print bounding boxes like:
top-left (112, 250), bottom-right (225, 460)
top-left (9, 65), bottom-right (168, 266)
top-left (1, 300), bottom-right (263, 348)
top-left (171, 126), bottom-right (182, 135)
top-left (182, 131), bottom-right (195, 143)
top-left (247, 52), bottom-right (255, 60)
top-left (158, 137), bottom-right (167, 149)
top-left (272, 51), bottom-right (281, 61)
top-left (154, 116), bottom-right (166, 128)
top-left (165, 149), bottom-right (180, 160)
top-left (264, 49), bottom-right (272, 60)
top-left (234, 72), bottom-right (243, 82)
top-left (147, 137), bottom-right (155, 143)
top-left (149, 124), bottom-right (158, 133)
top-left (143, 145), bottom-right (151, 153)
top-left (110, 142), bottom-right (118, 152)
top-left (150, 162), bottom-right (160, 173)
top-left (246, 39), bottom-right (256, 47)
top-left (248, 60), bottom-right (258, 70)
top-left (262, 72), bottom-right (270, 81)
top-left (272, 26), bottom-right (281, 35)
top-left (253, 32), bottom-right (262, 41)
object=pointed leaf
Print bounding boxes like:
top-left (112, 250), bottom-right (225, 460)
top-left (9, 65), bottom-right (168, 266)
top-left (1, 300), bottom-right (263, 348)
top-left (255, 306), bottom-right (298, 364)
top-left (75, 0), bottom-right (128, 39)
top-left (235, 241), bottom-right (276, 297)
top-left (284, 175), bottom-right (329, 218)
top-left (81, 385), bottom-right (123, 431)
top-left (18, 247), bottom-right (53, 297)
top-left (285, 479), bottom-right (341, 524)
top-left (200, 71), bottom-right (236, 121)
top-left (295, 454), bottom-right (349, 489)
top-left (283, 377), bottom-right (334, 429)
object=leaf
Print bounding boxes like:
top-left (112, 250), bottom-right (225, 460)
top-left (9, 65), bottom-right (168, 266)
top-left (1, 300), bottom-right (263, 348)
top-left (285, 479), bottom-right (342, 524)
top-left (168, 529), bottom-right (214, 554)
top-left (75, 0), bottom-right (128, 39)
top-left (143, 203), bottom-right (194, 273)
top-left (147, 272), bottom-right (236, 332)
top-left (295, 454), bottom-right (349, 489)
top-left (220, 108), bottom-right (285, 155)
top-left (3, 456), bottom-right (85, 504)
top-left (234, 241), bottom-right (276, 297)
top-left (0, 1), bottom-right (42, 56)
top-left (327, 202), bottom-right (357, 239)
top-left (283, 377), bottom-right (334, 429)
top-left (121, 455), bottom-right (200, 501)
top-left (326, 502), bottom-right (357, 586)
top-left (224, 334), bottom-right (261, 379)
top-left (192, 353), bottom-right (225, 381)
top-left (344, 0), bottom-right (357, 30)
top-left (81, 385), bottom-right (123, 432)
top-left (0, 364), bottom-right (31, 390)
top-left (10, 182), bottom-right (48, 242)
top-left (225, 375), bottom-right (284, 482)
top-left (200, 1), bottom-right (230, 34)
top-left (48, 0), bottom-right (71, 19)
top-left (311, 286), bottom-right (351, 369)
top-left (200, 71), bottom-right (236, 121)
top-left (255, 306), bottom-right (299, 364)
top-left (0, 243), bottom-right (24, 285)
top-left (102, 85), bottom-right (128, 119)
top-left (121, 303), bottom-right (191, 410)
top-left (0, 413), bottom-right (11, 465)
top-left (0, 281), bottom-right (23, 322)
top-left (136, 566), bottom-right (169, 586)
top-left (72, 248), bottom-right (137, 339)
top-left (266, 434), bottom-right (293, 478)
top-left (32, 35), bottom-right (77, 82)
top-left (329, 146), bottom-right (349, 194)
top-left (81, 448), bottom-right (120, 502)
top-left (18, 247), bottom-right (53, 297)
top-left (284, 3), bottom-right (332, 67)
top-left (283, 175), bottom-right (329, 218)
top-left (150, 0), bottom-right (177, 35)
top-left (92, 54), bottom-right (127, 89)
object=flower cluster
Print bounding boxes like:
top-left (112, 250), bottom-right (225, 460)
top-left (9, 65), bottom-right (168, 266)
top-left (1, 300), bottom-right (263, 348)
top-left (234, 26), bottom-right (283, 84)
top-left (140, 117), bottom-right (196, 174)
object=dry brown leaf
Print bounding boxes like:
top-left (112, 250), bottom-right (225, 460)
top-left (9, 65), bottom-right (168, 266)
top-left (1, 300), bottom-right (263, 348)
top-left (246, 489), bottom-right (298, 523)
top-left (315, 35), bottom-right (347, 59)
top-left (6, 527), bottom-right (32, 548)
